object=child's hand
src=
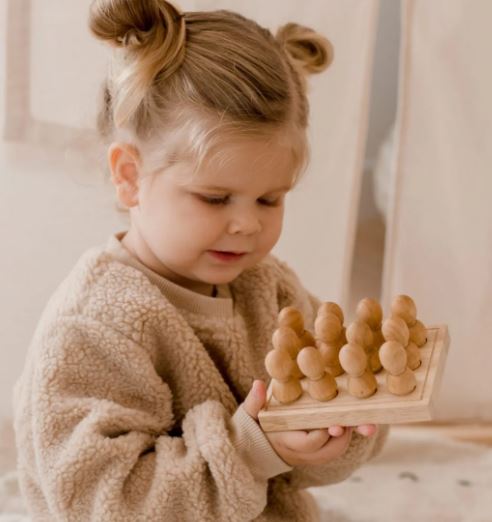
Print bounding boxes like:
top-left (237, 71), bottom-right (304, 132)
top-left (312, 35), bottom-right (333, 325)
top-left (243, 379), bottom-right (377, 467)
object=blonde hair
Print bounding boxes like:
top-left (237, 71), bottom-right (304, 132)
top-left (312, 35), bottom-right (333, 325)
top-left (89, 0), bottom-right (333, 180)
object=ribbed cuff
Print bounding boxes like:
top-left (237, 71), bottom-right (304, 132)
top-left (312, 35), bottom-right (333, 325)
top-left (229, 404), bottom-right (293, 482)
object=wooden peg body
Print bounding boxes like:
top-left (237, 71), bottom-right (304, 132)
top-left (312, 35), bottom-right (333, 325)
top-left (409, 320), bottom-right (427, 347)
top-left (297, 346), bottom-right (337, 401)
top-left (391, 295), bottom-right (428, 347)
top-left (265, 348), bottom-right (303, 404)
top-left (379, 340), bottom-right (417, 395)
top-left (272, 326), bottom-right (304, 378)
top-left (314, 312), bottom-right (344, 376)
top-left (386, 368), bottom-right (417, 395)
top-left (339, 342), bottom-right (377, 398)
top-left (348, 369), bottom-right (378, 398)
top-left (355, 297), bottom-right (384, 372)
top-left (271, 378), bottom-right (303, 404)
top-left (346, 320), bottom-right (381, 373)
top-left (382, 317), bottom-right (421, 370)
top-left (317, 341), bottom-right (344, 377)
top-left (278, 306), bottom-right (315, 351)
top-left (405, 341), bottom-right (421, 370)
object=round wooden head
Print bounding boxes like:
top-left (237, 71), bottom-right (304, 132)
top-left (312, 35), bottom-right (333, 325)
top-left (355, 298), bottom-right (383, 329)
top-left (278, 306), bottom-right (304, 335)
top-left (379, 341), bottom-right (408, 375)
top-left (297, 346), bottom-right (324, 380)
top-left (314, 313), bottom-right (342, 343)
top-left (272, 326), bottom-right (302, 358)
top-left (346, 320), bottom-right (373, 348)
top-left (339, 343), bottom-right (368, 377)
top-left (317, 302), bottom-right (344, 324)
top-left (382, 316), bottom-right (409, 345)
top-left (265, 349), bottom-right (295, 380)
top-left (391, 295), bottom-right (417, 326)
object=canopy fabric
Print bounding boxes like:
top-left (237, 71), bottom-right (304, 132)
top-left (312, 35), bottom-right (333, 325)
top-left (383, 0), bottom-right (492, 420)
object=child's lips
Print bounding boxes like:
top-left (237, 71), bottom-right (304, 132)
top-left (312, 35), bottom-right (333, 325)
top-left (208, 250), bottom-right (247, 261)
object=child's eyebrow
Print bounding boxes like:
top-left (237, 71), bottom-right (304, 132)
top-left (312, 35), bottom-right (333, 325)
top-left (191, 184), bottom-right (292, 193)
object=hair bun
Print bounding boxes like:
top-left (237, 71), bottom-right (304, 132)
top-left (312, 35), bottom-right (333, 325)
top-left (89, 0), bottom-right (184, 49)
top-left (89, 0), bottom-right (186, 127)
top-left (276, 23), bottom-right (334, 75)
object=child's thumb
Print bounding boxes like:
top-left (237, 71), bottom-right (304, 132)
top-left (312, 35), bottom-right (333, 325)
top-left (242, 379), bottom-right (267, 420)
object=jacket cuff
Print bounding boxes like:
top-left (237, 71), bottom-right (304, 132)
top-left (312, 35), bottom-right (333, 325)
top-left (229, 404), bottom-right (293, 481)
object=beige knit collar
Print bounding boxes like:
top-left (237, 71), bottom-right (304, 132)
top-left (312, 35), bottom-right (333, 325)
top-left (104, 231), bottom-right (234, 317)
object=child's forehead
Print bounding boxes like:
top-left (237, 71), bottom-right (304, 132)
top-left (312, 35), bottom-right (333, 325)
top-left (180, 138), bottom-right (297, 187)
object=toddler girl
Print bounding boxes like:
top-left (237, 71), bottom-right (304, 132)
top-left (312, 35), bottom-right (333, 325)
top-left (13, 1), bottom-right (388, 520)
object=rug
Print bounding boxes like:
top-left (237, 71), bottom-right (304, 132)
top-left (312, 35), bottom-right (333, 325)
top-left (309, 428), bottom-right (492, 522)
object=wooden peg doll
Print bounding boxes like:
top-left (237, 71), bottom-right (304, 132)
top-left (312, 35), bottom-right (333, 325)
top-left (355, 297), bottom-right (384, 369)
top-left (271, 326), bottom-right (304, 379)
top-left (264, 348), bottom-right (303, 404)
top-left (339, 342), bottom-right (377, 398)
top-left (278, 306), bottom-right (316, 347)
top-left (391, 294), bottom-right (427, 347)
top-left (382, 316), bottom-right (421, 370)
top-left (379, 340), bottom-right (417, 395)
top-left (314, 312), bottom-right (345, 376)
top-left (296, 346), bottom-right (338, 401)
top-left (317, 301), bottom-right (347, 344)
top-left (346, 320), bottom-right (381, 373)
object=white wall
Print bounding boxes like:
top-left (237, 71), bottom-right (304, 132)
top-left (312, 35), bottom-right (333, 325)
top-left (30, 0), bottom-right (108, 129)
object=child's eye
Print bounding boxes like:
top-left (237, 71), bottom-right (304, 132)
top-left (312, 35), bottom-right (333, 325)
top-left (198, 194), bottom-right (230, 205)
top-left (258, 197), bottom-right (282, 207)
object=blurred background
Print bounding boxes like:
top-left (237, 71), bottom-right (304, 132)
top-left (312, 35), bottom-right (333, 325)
top-left (1, 1), bottom-right (491, 520)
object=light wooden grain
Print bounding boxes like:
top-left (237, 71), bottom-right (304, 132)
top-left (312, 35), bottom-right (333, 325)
top-left (258, 325), bottom-right (450, 432)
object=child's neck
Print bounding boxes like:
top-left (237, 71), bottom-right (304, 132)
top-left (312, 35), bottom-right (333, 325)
top-left (120, 229), bottom-right (217, 297)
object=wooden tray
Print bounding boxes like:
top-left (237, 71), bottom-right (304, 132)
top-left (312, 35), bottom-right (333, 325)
top-left (258, 324), bottom-right (450, 432)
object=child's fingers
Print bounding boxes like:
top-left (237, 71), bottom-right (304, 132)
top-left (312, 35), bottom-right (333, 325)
top-left (282, 429), bottom-right (331, 453)
top-left (298, 426), bottom-right (353, 465)
top-left (327, 425), bottom-right (345, 437)
top-left (242, 380), bottom-right (266, 420)
top-left (355, 424), bottom-right (377, 437)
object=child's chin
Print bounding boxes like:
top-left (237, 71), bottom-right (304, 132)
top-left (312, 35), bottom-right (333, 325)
top-left (205, 268), bottom-right (245, 285)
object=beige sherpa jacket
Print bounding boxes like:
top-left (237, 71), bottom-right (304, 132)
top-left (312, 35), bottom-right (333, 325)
top-left (13, 231), bottom-right (388, 522)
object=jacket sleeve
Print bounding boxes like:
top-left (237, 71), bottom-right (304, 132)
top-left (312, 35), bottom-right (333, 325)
top-left (270, 256), bottom-right (390, 489)
top-left (22, 315), bottom-right (289, 522)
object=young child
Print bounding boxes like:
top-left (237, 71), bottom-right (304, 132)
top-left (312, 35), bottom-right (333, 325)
top-left (13, 1), bottom-right (388, 520)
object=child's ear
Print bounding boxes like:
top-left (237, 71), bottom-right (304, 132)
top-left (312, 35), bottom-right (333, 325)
top-left (108, 143), bottom-right (141, 208)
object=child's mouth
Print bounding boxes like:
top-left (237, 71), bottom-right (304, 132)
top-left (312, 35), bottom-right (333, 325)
top-left (208, 250), bottom-right (247, 262)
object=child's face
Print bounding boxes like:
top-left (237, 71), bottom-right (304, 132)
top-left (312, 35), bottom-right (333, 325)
top-left (123, 137), bottom-right (297, 295)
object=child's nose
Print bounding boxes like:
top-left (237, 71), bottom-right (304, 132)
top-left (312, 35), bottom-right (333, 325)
top-left (228, 209), bottom-right (262, 235)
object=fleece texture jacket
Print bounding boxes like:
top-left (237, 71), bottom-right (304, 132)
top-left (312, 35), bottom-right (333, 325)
top-left (13, 230), bottom-right (388, 521)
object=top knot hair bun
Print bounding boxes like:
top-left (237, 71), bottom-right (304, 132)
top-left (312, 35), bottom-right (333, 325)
top-left (276, 22), bottom-right (334, 75)
top-left (89, 0), bottom-right (186, 127)
top-left (89, 0), bottom-right (185, 50)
